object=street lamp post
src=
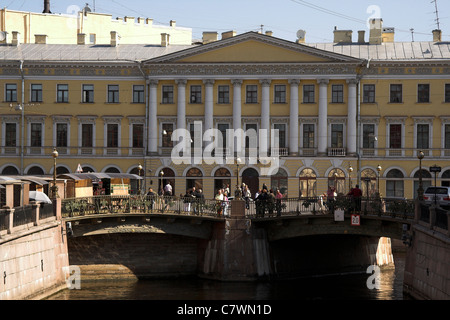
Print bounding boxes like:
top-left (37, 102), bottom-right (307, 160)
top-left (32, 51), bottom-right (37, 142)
top-left (348, 165), bottom-right (353, 191)
top-left (137, 163), bottom-right (143, 195)
top-left (376, 164), bottom-right (382, 196)
top-left (235, 157), bottom-right (242, 199)
top-left (51, 148), bottom-right (59, 198)
top-left (417, 151), bottom-right (424, 201)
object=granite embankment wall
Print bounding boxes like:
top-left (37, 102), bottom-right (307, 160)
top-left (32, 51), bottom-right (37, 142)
top-left (0, 201), bottom-right (69, 300)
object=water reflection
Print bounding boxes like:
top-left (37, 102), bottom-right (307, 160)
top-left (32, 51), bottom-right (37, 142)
top-left (47, 254), bottom-right (405, 300)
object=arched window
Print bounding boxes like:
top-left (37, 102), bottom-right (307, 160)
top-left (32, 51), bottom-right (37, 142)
top-left (441, 170), bottom-right (450, 187)
top-left (299, 168), bottom-right (317, 197)
top-left (1, 166), bottom-right (19, 175)
top-left (271, 168), bottom-right (288, 196)
top-left (105, 167), bottom-right (120, 173)
top-left (361, 169), bottom-right (377, 197)
top-left (56, 167), bottom-right (70, 174)
top-left (27, 166), bottom-right (44, 175)
top-left (186, 168), bottom-right (203, 192)
top-left (82, 166), bottom-right (95, 173)
top-left (328, 168), bottom-right (346, 195)
top-left (386, 169), bottom-right (404, 198)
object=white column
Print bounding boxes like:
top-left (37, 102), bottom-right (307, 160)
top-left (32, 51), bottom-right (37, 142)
top-left (347, 79), bottom-right (358, 156)
top-left (260, 79), bottom-right (271, 155)
top-left (204, 79), bottom-right (214, 149)
top-left (318, 79), bottom-right (329, 156)
top-left (148, 80), bottom-right (158, 154)
top-left (289, 79), bottom-right (300, 156)
top-left (232, 79), bottom-right (243, 155)
top-left (176, 79), bottom-right (187, 132)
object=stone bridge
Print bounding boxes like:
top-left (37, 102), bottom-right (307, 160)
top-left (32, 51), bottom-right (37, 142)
top-left (62, 196), bottom-right (415, 281)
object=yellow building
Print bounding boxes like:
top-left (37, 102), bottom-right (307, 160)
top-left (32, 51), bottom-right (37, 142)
top-left (0, 4), bottom-right (192, 46)
top-left (0, 16), bottom-right (449, 200)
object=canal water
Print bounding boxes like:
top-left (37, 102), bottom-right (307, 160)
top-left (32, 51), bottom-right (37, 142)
top-left (46, 253), bottom-right (407, 301)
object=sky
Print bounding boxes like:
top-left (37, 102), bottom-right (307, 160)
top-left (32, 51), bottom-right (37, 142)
top-left (3, 0), bottom-right (450, 43)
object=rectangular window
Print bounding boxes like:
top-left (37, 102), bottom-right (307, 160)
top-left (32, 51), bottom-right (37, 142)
top-left (30, 123), bottom-right (42, 147)
top-left (245, 123), bottom-right (258, 149)
top-left (274, 85), bottom-right (286, 103)
top-left (133, 124), bottom-right (144, 148)
top-left (218, 123), bottom-right (229, 149)
top-left (418, 84), bottom-right (430, 103)
top-left (5, 123), bottom-right (16, 147)
top-left (107, 123), bottom-right (118, 148)
top-left (218, 85), bottom-right (230, 104)
top-left (57, 84), bottom-right (69, 103)
top-left (162, 123), bottom-right (174, 148)
top-left (445, 124), bottom-right (450, 149)
top-left (331, 85), bottom-right (344, 103)
top-left (446, 84), bottom-right (450, 103)
top-left (303, 124), bottom-right (315, 148)
top-left (389, 124), bottom-right (402, 148)
top-left (81, 124), bottom-right (93, 148)
top-left (133, 85), bottom-right (145, 103)
top-left (363, 84), bottom-right (375, 103)
top-left (274, 124), bottom-right (286, 148)
top-left (89, 34), bottom-right (96, 44)
top-left (31, 84), bottom-right (43, 102)
top-left (362, 124), bottom-right (375, 148)
top-left (190, 85), bottom-right (202, 104)
top-left (5, 84), bottom-right (17, 102)
top-left (108, 85), bottom-right (119, 103)
top-left (82, 84), bottom-right (94, 103)
top-left (390, 84), bottom-right (402, 103)
top-left (303, 85), bottom-right (315, 103)
top-left (56, 123), bottom-right (68, 147)
top-left (162, 86), bottom-right (174, 104)
top-left (331, 124), bottom-right (343, 148)
top-left (246, 85), bottom-right (258, 104)
top-left (417, 124), bottom-right (429, 149)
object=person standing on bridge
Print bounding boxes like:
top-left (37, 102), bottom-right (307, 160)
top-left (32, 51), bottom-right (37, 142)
top-left (347, 184), bottom-right (362, 213)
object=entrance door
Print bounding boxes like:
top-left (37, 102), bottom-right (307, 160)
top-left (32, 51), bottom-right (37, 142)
top-left (242, 168), bottom-right (259, 199)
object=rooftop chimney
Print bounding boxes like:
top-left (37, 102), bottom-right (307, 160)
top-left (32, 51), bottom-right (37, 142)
top-left (222, 30), bottom-right (237, 40)
top-left (358, 30), bottom-right (365, 43)
top-left (35, 34), bottom-right (47, 44)
top-left (433, 29), bottom-right (442, 42)
top-left (43, 0), bottom-right (51, 14)
top-left (202, 32), bottom-right (218, 44)
top-left (11, 31), bottom-right (20, 46)
top-left (161, 33), bottom-right (170, 47)
top-left (333, 27), bottom-right (352, 43)
top-left (111, 31), bottom-right (119, 47)
top-left (369, 18), bottom-right (383, 45)
top-left (382, 27), bottom-right (395, 43)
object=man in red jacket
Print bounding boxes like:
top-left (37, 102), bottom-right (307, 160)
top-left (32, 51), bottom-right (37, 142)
top-left (348, 184), bottom-right (362, 213)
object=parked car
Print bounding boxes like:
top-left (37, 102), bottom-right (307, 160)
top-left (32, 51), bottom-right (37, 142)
top-left (423, 186), bottom-right (450, 208)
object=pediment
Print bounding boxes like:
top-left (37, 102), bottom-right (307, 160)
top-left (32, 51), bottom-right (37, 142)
top-left (145, 32), bottom-right (361, 64)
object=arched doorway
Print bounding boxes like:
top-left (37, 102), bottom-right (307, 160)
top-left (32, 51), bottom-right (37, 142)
top-left (214, 168), bottom-right (231, 194)
top-left (442, 169), bottom-right (450, 187)
top-left (82, 166), bottom-right (95, 173)
top-left (186, 168), bottom-right (203, 192)
top-left (328, 168), bottom-right (346, 195)
top-left (299, 168), bottom-right (317, 197)
top-left (158, 168), bottom-right (175, 196)
top-left (56, 166), bottom-right (70, 175)
top-left (130, 166), bottom-right (145, 194)
top-left (242, 168), bottom-right (259, 199)
top-left (271, 168), bottom-right (288, 196)
top-left (105, 167), bottom-right (121, 173)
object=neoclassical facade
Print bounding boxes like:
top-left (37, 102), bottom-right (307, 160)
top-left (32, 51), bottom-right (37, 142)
top-left (1, 31), bottom-right (450, 199)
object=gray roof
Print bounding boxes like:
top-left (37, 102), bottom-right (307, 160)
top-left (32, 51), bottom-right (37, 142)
top-left (305, 41), bottom-right (450, 61)
top-left (0, 43), bottom-right (195, 63)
